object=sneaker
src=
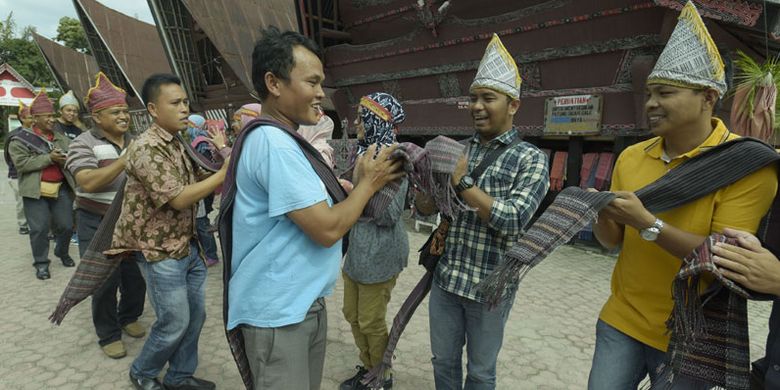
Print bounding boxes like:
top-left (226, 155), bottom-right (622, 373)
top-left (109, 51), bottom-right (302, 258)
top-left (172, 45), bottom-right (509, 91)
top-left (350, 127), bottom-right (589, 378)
top-left (122, 322), bottom-right (146, 338)
top-left (70, 233), bottom-right (79, 246)
top-left (205, 258), bottom-right (219, 267)
top-left (18, 226), bottom-right (29, 235)
top-left (355, 374), bottom-right (393, 390)
top-left (101, 340), bottom-right (127, 359)
top-left (340, 366), bottom-right (368, 390)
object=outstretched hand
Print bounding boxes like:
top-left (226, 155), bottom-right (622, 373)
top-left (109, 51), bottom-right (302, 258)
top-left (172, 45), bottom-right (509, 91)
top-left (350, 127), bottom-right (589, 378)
top-left (356, 144), bottom-right (405, 193)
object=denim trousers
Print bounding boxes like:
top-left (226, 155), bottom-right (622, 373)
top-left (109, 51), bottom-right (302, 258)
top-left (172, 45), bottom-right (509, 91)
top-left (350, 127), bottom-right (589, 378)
top-left (131, 242), bottom-right (206, 385)
top-left (195, 216), bottom-right (218, 260)
top-left (588, 319), bottom-right (713, 389)
top-left (22, 186), bottom-right (73, 266)
top-left (77, 209), bottom-right (146, 346)
top-left (428, 283), bottom-right (515, 390)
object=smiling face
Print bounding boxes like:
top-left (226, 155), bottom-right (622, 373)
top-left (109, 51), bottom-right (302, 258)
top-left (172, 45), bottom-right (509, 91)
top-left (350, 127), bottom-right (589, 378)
top-left (93, 104), bottom-right (130, 137)
top-left (644, 84), bottom-right (716, 137)
top-left (271, 45), bottom-right (325, 127)
top-left (33, 113), bottom-right (56, 132)
top-left (59, 104), bottom-right (79, 124)
top-left (469, 87), bottom-right (520, 141)
top-left (147, 83), bottom-right (190, 133)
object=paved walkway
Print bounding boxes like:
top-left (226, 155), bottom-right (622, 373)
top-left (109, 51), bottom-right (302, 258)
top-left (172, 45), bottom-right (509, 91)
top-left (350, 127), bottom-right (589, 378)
top-left (0, 163), bottom-right (772, 389)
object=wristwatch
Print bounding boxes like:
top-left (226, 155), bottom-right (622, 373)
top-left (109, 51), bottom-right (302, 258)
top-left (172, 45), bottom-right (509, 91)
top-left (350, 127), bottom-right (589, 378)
top-left (456, 175), bottom-right (475, 193)
top-left (639, 218), bottom-right (664, 241)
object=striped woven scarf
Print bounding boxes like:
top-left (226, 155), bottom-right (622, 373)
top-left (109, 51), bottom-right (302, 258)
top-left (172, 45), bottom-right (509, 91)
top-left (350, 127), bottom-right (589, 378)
top-left (365, 137), bottom-right (778, 389)
top-left (476, 137), bottom-right (779, 389)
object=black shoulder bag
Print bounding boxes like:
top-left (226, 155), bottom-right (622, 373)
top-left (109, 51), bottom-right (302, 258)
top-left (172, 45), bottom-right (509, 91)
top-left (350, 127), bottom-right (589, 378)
top-left (418, 136), bottom-right (522, 273)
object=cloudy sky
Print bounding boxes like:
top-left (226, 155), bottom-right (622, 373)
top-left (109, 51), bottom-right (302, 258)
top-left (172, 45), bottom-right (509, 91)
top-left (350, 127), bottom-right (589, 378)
top-left (0, 0), bottom-right (154, 39)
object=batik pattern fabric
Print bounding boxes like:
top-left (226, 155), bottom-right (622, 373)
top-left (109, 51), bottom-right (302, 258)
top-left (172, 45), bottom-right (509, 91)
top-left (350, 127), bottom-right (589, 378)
top-left (470, 33), bottom-right (522, 100)
top-left (356, 92), bottom-right (405, 156)
top-left (105, 123), bottom-right (198, 262)
top-left (647, 1), bottom-right (727, 97)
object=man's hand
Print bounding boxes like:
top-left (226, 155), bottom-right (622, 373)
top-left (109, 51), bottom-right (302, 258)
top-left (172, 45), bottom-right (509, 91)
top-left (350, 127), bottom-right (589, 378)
top-left (599, 191), bottom-right (655, 230)
top-left (713, 228), bottom-right (780, 296)
top-left (356, 144), bottom-right (405, 193)
top-left (50, 149), bottom-right (66, 166)
top-left (450, 155), bottom-right (468, 187)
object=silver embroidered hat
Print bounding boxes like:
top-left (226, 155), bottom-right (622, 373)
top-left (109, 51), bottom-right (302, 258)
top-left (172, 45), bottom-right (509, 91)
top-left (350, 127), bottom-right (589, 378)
top-left (470, 33), bottom-right (523, 100)
top-left (647, 1), bottom-right (727, 97)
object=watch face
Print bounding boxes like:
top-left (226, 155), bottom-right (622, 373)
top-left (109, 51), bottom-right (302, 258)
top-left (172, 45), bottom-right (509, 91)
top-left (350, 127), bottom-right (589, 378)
top-left (463, 176), bottom-right (475, 187)
top-left (640, 228), bottom-right (659, 241)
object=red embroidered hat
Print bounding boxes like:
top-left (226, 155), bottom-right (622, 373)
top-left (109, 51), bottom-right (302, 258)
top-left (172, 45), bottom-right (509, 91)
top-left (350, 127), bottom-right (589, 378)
top-left (30, 89), bottom-right (55, 116)
top-left (85, 72), bottom-right (127, 113)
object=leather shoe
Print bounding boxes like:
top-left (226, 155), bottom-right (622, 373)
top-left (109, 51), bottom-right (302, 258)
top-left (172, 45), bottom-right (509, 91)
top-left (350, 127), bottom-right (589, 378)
top-left (35, 266), bottom-right (50, 280)
top-left (129, 371), bottom-right (163, 390)
top-left (163, 376), bottom-right (216, 390)
top-left (60, 255), bottom-right (76, 267)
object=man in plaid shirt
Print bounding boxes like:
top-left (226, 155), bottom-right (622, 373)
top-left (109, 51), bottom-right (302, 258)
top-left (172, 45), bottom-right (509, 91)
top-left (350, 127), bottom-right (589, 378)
top-left (424, 34), bottom-right (550, 389)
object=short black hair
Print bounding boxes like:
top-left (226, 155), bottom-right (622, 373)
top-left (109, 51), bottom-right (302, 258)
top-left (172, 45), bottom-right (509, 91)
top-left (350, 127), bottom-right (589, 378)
top-left (141, 73), bottom-right (182, 105)
top-left (251, 26), bottom-right (322, 100)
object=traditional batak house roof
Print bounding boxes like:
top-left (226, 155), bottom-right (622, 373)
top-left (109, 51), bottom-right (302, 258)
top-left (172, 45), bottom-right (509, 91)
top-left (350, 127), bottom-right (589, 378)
top-left (32, 32), bottom-right (100, 107)
top-left (72, 0), bottom-right (173, 108)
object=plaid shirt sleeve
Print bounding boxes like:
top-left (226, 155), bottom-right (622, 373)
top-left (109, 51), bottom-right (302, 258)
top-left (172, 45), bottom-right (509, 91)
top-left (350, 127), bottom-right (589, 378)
top-left (487, 148), bottom-right (549, 236)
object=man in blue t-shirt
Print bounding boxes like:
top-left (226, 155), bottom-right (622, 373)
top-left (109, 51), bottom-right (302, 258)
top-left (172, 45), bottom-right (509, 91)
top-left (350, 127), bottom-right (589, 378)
top-left (227, 27), bottom-right (404, 390)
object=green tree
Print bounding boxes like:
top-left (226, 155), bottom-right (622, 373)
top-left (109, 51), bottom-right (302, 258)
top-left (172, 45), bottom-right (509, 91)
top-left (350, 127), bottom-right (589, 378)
top-left (0, 12), bottom-right (55, 137)
top-left (55, 16), bottom-right (90, 54)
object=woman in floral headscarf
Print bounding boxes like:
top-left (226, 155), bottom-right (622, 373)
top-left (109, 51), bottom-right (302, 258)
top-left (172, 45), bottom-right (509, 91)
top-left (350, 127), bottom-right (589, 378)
top-left (340, 92), bottom-right (409, 390)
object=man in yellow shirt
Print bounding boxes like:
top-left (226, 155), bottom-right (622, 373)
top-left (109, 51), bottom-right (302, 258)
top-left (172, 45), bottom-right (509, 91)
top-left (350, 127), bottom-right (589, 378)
top-left (587, 2), bottom-right (778, 388)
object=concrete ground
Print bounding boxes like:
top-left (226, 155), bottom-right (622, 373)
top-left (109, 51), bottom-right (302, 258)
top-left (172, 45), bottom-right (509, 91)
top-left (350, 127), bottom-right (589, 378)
top-left (0, 160), bottom-right (772, 389)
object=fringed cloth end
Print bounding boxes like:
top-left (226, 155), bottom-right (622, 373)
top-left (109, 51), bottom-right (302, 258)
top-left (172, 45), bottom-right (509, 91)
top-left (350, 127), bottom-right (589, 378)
top-left (363, 272), bottom-right (434, 388)
top-left (49, 251), bottom-right (124, 325)
top-left (431, 172), bottom-right (474, 219)
top-left (49, 298), bottom-right (77, 325)
top-left (477, 187), bottom-right (616, 308)
top-left (667, 234), bottom-right (747, 343)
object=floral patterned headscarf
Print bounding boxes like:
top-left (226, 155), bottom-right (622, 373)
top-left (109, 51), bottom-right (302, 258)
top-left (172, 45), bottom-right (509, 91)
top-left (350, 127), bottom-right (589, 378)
top-left (356, 92), bottom-right (405, 155)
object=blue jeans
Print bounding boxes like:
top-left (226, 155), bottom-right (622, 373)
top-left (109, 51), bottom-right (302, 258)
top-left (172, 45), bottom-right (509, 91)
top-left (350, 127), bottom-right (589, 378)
top-left (588, 320), bottom-right (712, 389)
top-left (195, 216), bottom-right (218, 260)
top-left (131, 242), bottom-right (207, 385)
top-left (428, 283), bottom-right (515, 390)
